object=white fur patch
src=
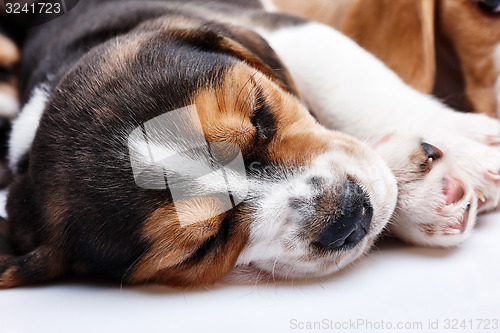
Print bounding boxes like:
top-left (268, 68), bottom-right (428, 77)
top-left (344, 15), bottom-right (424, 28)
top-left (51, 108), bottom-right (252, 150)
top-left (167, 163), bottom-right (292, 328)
top-left (236, 145), bottom-right (397, 278)
top-left (259, 0), bottom-right (277, 12)
top-left (0, 92), bottom-right (19, 119)
top-left (256, 21), bottom-right (500, 248)
top-left (8, 85), bottom-right (49, 171)
top-left (255, 22), bottom-right (457, 141)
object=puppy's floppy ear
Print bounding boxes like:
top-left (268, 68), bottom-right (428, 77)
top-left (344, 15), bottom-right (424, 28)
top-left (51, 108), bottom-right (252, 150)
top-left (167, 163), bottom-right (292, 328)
top-left (131, 196), bottom-right (250, 286)
top-left (342, 0), bottom-right (436, 93)
top-left (167, 25), bottom-right (299, 96)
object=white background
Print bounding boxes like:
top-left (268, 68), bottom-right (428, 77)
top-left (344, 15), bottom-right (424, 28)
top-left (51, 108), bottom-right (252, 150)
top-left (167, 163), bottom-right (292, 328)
top-left (0, 190), bottom-right (499, 333)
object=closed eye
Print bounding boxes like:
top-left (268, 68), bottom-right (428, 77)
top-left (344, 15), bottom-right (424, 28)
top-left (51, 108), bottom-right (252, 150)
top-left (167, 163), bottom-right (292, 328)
top-left (251, 87), bottom-right (277, 141)
top-left (477, 0), bottom-right (500, 14)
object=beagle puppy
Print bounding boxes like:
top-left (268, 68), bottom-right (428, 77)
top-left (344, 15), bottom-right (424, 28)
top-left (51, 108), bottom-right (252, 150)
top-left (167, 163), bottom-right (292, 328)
top-left (272, 0), bottom-right (500, 117)
top-left (0, 0), bottom-right (499, 288)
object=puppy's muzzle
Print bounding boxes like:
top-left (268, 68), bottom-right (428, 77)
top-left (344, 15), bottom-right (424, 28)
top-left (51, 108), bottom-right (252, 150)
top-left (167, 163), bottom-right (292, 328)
top-left (316, 180), bottom-right (373, 251)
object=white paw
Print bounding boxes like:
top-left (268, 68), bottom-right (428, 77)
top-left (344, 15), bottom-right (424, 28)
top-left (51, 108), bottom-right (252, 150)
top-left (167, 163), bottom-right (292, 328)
top-left (373, 112), bottom-right (500, 247)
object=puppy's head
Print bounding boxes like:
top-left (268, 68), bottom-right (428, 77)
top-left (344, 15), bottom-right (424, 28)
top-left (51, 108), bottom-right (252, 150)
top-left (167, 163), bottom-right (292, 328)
top-left (34, 23), bottom-right (396, 287)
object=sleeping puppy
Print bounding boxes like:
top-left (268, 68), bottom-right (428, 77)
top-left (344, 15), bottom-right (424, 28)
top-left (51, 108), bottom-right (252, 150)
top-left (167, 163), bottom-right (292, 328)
top-left (271, 0), bottom-right (500, 117)
top-left (0, 0), bottom-right (397, 288)
top-left (1, 0), bottom-right (500, 288)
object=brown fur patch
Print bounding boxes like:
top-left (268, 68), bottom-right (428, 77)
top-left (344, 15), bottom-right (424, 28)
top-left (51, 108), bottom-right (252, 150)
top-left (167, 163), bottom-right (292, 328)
top-left (0, 82), bottom-right (18, 98)
top-left (0, 265), bottom-right (21, 289)
top-left (97, 37), bottom-right (144, 79)
top-left (276, 0), bottom-right (436, 93)
top-left (408, 146), bottom-right (434, 174)
top-left (438, 0), bottom-right (500, 116)
top-left (0, 34), bottom-right (20, 68)
top-left (281, 0), bottom-right (500, 115)
top-left (132, 196), bottom-right (250, 286)
top-left (0, 246), bottom-right (67, 288)
top-left (0, 34), bottom-right (20, 114)
top-left (272, 0), bottom-right (356, 30)
top-left (342, 0), bottom-right (436, 93)
top-left (193, 67), bottom-right (259, 154)
top-left (44, 190), bottom-right (71, 244)
top-left (420, 224), bottom-right (437, 237)
top-left (310, 187), bottom-right (343, 235)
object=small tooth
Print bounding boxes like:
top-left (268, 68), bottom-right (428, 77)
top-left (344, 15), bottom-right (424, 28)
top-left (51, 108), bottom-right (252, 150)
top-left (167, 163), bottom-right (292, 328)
top-left (447, 229), bottom-right (461, 235)
top-left (478, 193), bottom-right (486, 203)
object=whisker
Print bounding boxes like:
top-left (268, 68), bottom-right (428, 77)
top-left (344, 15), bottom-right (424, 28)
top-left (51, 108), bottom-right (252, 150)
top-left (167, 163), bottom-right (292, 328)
top-left (239, 74), bottom-right (265, 116)
top-left (215, 82), bottom-right (225, 114)
top-left (233, 69), bottom-right (260, 117)
top-left (334, 253), bottom-right (342, 271)
top-left (271, 253), bottom-right (282, 283)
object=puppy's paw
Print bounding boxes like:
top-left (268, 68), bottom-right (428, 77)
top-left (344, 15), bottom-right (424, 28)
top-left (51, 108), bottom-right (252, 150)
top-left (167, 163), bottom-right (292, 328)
top-left (374, 113), bottom-right (500, 247)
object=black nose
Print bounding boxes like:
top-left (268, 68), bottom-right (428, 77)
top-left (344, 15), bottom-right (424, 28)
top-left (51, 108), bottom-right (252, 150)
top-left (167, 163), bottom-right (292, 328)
top-left (316, 180), bottom-right (373, 251)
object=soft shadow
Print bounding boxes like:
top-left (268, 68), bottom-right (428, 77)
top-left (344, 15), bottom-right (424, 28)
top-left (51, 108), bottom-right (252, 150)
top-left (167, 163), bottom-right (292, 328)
top-left (4, 233), bottom-right (464, 293)
top-left (374, 234), bottom-right (458, 258)
top-left (129, 283), bottom-right (223, 295)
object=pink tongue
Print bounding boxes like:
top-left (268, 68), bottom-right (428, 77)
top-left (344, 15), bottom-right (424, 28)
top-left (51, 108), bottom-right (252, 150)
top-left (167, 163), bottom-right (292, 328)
top-left (443, 176), bottom-right (465, 205)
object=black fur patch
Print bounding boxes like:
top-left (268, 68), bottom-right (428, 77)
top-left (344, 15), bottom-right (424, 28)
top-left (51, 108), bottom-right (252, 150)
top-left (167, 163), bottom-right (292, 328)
top-left (252, 88), bottom-right (277, 141)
